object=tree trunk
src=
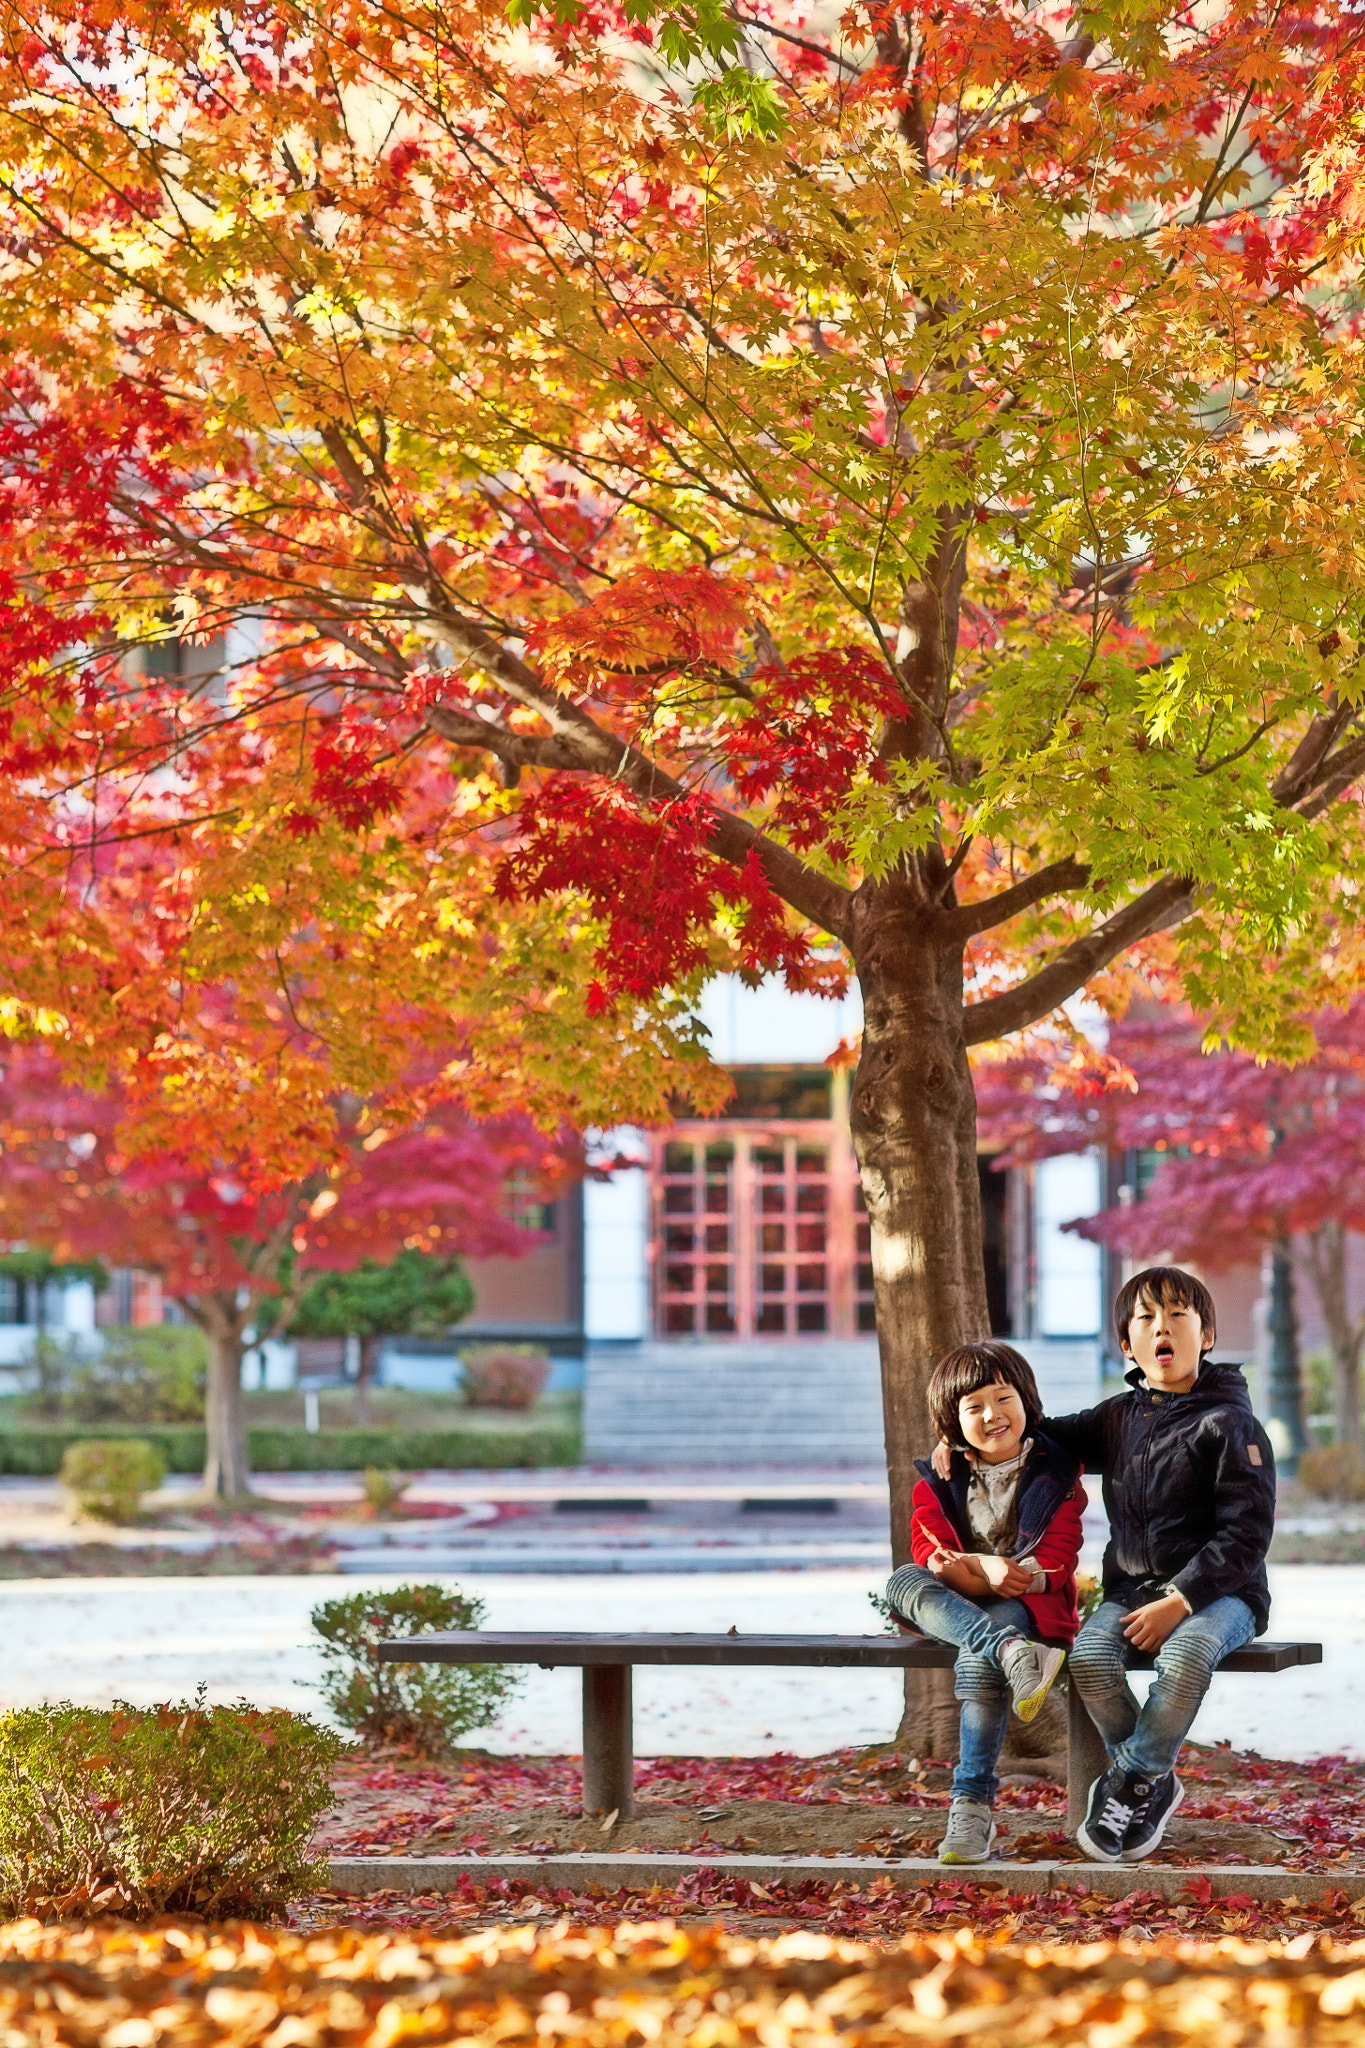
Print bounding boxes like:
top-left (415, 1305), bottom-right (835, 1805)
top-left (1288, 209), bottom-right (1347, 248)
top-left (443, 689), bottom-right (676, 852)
top-left (356, 1333), bottom-right (381, 1426)
top-left (851, 884), bottom-right (991, 1753)
top-left (201, 1298), bottom-right (251, 1501)
top-left (1304, 1221), bottom-right (1363, 1448)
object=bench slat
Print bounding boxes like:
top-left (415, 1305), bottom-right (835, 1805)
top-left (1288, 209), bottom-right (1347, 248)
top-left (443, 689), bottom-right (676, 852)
top-left (378, 1630), bottom-right (1321, 1673)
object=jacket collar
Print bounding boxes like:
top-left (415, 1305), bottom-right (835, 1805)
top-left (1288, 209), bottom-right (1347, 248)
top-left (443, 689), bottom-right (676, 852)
top-left (913, 1431), bottom-right (1080, 1554)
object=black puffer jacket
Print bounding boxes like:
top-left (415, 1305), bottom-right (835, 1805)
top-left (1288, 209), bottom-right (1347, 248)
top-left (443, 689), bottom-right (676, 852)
top-left (1046, 1360), bottom-right (1275, 1633)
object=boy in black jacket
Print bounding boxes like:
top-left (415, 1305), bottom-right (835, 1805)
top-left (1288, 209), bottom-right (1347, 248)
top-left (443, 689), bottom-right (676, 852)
top-left (1052, 1266), bottom-right (1275, 1863)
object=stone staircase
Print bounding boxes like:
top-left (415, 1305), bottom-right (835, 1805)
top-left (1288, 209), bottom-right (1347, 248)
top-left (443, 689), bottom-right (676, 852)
top-left (582, 1337), bottom-right (1101, 1467)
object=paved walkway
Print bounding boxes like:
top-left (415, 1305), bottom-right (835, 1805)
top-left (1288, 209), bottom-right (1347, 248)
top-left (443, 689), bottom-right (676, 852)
top-left (0, 1564), bottom-right (1354, 1759)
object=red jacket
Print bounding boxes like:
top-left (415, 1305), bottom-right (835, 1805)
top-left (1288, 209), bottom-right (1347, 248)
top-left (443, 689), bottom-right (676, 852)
top-left (905, 1436), bottom-right (1086, 1646)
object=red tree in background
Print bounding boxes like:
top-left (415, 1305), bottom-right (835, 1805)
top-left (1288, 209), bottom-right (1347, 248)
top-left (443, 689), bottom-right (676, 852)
top-left (0, 1053), bottom-right (574, 1495)
top-left (976, 1009), bottom-right (1365, 1445)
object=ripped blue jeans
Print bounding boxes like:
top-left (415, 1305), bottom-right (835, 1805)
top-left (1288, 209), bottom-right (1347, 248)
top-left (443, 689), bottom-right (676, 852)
top-left (1069, 1596), bottom-right (1256, 1779)
top-left (890, 1565), bottom-right (1035, 1807)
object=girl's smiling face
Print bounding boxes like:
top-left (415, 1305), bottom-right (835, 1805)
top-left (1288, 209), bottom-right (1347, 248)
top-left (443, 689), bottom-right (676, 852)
top-left (957, 1379), bottom-right (1029, 1463)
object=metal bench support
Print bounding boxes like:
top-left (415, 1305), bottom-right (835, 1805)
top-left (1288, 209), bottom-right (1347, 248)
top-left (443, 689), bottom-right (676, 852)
top-left (583, 1664), bottom-right (634, 1817)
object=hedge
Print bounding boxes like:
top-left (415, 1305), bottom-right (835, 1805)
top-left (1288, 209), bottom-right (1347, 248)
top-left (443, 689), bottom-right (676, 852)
top-left (0, 1424), bottom-right (580, 1476)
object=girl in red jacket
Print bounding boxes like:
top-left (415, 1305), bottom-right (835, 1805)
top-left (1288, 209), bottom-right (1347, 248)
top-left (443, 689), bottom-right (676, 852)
top-left (886, 1340), bottom-right (1086, 1865)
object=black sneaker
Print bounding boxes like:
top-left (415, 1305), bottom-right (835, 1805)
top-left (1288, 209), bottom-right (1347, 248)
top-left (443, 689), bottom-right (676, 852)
top-left (1121, 1772), bottom-right (1185, 1861)
top-left (1076, 1763), bottom-right (1150, 1863)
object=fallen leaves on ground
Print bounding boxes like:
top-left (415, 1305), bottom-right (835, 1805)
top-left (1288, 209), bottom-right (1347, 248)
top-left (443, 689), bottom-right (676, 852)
top-left (15, 1912), bottom-right (1365, 2045)
top-left (320, 1743), bottom-right (1362, 1871)
top-left (294, 1870), bottom-right (1365, 1946)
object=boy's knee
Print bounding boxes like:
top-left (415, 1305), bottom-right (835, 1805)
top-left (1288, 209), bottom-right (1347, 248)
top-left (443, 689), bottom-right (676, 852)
top-left (1070, 1619), bottom-right (1126, 1692)
top-left (1154, 1624), bottom-right (1223, 1694)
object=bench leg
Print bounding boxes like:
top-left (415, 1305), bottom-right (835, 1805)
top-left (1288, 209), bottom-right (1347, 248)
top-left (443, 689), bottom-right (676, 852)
top-left (582, 1664), bottom-right (634, 1818)
top-left (1067, 1678), bottom-right (1109, 1830)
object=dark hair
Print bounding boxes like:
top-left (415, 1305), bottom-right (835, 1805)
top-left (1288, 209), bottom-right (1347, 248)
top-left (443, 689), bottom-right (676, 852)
top-left (929, 1341), bottom-right (1043, 1448)
top-left (1114, 1266), bottom-right (1217, 1352)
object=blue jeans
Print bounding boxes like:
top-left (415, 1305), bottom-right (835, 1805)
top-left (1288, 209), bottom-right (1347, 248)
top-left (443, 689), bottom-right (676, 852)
top-left (1070, 1595), bottom-right (1256, 1778)
top-left (892, 1565), bottom-right (1035, 1807)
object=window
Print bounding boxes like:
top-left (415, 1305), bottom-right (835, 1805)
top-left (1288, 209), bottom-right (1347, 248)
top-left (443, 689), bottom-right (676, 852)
top-left (754, 1141), bottom-right (829, 1334)
top-left (855, 1183), bottom-right (876, 1332)
top-left (656, 1141), bottom-right (736, 1334)
top-left (652, 1098), bottom-right (858, 1339)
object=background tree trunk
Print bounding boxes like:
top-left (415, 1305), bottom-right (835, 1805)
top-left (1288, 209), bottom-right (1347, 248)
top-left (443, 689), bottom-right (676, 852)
top-left (1304, 1221), bottom-right (1364, 1447)
top-left (851, 887), bottom-right (991, 1753)
top-left (201, 1297), bottom-right (250, 1500)
top-left (356, 1332), bottom-right (381, 1426)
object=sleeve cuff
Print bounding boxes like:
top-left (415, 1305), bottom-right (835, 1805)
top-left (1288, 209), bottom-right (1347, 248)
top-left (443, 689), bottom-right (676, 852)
top-left (1016, 1553), bottom-right (1047, 1592)
top-left (1164, 1583), bottom-right (1193, 1614)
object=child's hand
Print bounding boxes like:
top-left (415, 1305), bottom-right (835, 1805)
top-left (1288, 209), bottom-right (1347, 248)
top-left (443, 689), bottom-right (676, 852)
top-left (1121, 1594), bottom-right (1188, 1653)
top-left (930, 1440), bottom-right (954, 1481)
top-left (975, 1553), bottom-right (1035, 1596)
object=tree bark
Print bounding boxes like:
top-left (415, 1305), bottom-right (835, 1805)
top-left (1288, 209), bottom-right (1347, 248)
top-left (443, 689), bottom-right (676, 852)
top-left (851, 879), bottom-right (991, 1752)
top-left (201, 1296), bottom-right (251, 1501)
top-left (356, 1332), bottom-right (381, 1426)
top-left (1303, 1221), bottom-right (1364, 1448)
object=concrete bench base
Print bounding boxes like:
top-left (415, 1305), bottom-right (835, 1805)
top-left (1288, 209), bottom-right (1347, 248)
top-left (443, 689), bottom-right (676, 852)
top-left (326, 1852), bottom-right (1361, 1906)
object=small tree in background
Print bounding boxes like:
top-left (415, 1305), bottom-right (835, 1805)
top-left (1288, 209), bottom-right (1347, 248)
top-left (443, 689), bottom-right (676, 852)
top-left (977, 1005), bottom-right (1365, 1446)
top-left (0, 1052), bottom-right (573, 1498)
top-left (283, 1250), bottom-right (475, 1425)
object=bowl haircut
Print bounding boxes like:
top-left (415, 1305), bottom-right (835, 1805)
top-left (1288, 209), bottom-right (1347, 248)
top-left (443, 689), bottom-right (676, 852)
top-left (1113, 1265), bottom-right (1217, 1353)
top-left (928, 1340), bottom-right (1044, 1450)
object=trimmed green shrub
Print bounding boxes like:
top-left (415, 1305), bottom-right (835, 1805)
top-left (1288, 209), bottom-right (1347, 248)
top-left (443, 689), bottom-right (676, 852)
top-left (0, 1688), bottom-right (341, 1917)
top-left (60, 1437), bottom-right (166, 1522)
top-left (0, 1422), bottom-right (580, 1475)
top-left (311, 1582), bottom-right (520, 1753)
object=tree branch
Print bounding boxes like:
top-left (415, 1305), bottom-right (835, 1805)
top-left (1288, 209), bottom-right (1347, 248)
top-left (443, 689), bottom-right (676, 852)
top-left (962, 874), bottom-right (1191, 1045)
top-left (423, 684), bottom-right (856, 945)
top-left (946, 857), bottom-right (1091, 941)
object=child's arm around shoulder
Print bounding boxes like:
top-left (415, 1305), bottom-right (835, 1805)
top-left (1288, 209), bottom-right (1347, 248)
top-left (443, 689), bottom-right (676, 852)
top-left (1038, 1400), bottom-right (1114, 1472)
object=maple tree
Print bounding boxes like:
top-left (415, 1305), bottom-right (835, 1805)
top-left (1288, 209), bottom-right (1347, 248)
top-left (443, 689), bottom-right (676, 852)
top-left (977, 1005), bottom-right (1365, 1449)
top-left (3, 0), bottom-right (1365, 1753)
top-left (0, 1052), bottom-right (569, 1496)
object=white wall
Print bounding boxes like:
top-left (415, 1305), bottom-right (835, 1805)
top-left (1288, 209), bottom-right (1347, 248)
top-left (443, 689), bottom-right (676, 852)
top-left (583, 1127), bottom-right (649, 1341)
top-left (696, 974), bottom-right (862, 1065)
top-left (1035, 1153), bottom-right (1103, 1337)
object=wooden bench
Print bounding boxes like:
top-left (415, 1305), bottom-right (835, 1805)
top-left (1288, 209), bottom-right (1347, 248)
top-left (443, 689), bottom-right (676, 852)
top-left (379, 1629), bottom-right (1323, 1829)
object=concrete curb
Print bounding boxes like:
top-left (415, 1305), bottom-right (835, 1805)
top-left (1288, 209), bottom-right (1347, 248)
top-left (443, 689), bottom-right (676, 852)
top-left (327, 1854), bottom-right (1365, 1905)
top-left (335, 1548), bottom-right (893, 1574)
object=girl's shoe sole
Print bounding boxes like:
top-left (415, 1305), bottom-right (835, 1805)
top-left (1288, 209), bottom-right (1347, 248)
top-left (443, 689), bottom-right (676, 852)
top-left (1015, 1649), bottom-right (1067, 1724)
top-left (939, 1833), bottom-right (997, 1866)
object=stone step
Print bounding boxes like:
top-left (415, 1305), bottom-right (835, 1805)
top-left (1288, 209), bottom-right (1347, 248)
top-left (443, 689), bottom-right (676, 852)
top-left (328, 1852), bottom-right (1349, 1905)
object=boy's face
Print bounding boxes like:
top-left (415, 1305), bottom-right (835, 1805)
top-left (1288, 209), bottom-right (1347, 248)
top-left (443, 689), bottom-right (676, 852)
top-left (957, 1379), bottom-right (1029, 1463)
top-left (1121, 1290), bottom-right (1210, 1392)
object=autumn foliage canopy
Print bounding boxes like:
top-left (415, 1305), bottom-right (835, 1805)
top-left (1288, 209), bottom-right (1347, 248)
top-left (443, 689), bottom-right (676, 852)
top-left (6, 0), bottom-right (1365, 1535)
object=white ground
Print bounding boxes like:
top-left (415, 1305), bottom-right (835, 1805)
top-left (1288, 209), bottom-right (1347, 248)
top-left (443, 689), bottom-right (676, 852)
top-left (0, 1565), bottom-right (1358, 1759)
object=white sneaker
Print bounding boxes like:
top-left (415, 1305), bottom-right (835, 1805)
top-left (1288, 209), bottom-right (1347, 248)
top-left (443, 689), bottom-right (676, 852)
top-left (999, 1637), bottom-right (1066, 1724)
top-left (938, 1799), bottom-right (997, 1864)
